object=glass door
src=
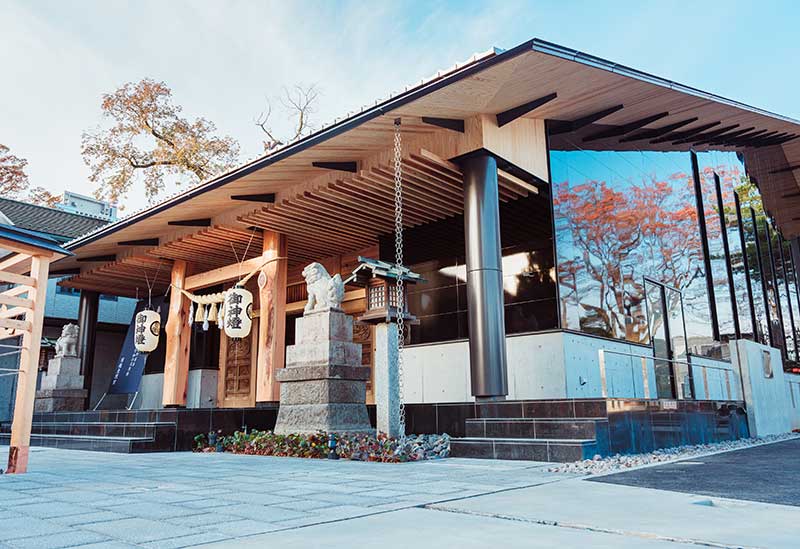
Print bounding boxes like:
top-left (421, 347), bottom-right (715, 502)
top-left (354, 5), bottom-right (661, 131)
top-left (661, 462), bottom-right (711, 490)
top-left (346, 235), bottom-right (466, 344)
top-left (644, 278), bottom-right (694, 399)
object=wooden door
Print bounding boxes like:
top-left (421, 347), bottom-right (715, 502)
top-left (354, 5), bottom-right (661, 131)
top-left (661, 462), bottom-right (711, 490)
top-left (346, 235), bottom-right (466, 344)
top-left (217, 317), bottom-right (258, 408)
top-left (352, 321), bottom-right (374, 404)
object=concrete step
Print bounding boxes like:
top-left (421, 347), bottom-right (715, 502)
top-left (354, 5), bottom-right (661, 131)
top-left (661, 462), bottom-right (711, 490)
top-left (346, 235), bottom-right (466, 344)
top-left (19, 421), bottom-right (175, 438)
top-left (450, 436), bottom-right (598, 462)
top-left (0, 433), bottom-right (153, 453)
top-left (464, 417), bottom-right (607, 440)
top-left (0, 422), bottom-right (177, 453)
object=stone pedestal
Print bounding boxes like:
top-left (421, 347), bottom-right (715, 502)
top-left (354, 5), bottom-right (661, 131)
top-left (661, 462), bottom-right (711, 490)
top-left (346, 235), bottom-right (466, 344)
top-left (274, 308), bottom-right (372, 434)
top-left (374, 323), bottom-right (402, 437)
top-left (35, 356), bottom-right (88, 412)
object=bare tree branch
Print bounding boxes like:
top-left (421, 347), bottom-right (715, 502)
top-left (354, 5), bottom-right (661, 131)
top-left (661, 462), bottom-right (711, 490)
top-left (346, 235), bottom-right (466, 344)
top-left (255, 83), bottom-right (320, 152)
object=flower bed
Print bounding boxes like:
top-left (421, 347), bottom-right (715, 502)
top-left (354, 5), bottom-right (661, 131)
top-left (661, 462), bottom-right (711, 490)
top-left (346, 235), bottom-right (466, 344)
top-left (194, 430), bottom-right (450, 463)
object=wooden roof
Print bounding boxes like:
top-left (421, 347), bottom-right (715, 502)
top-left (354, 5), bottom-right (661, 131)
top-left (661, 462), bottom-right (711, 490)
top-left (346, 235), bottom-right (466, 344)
top-left (57, 38), bottom-right (800, 294)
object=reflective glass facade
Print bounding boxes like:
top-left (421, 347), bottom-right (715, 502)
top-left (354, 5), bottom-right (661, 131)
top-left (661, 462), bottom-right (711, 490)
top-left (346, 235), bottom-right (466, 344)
top-left (396, 128), bottom-right (800, 373)
top-left (387, 194), bottom-right (558, 345)
top-left (549, 130), bottom-right (797, 366)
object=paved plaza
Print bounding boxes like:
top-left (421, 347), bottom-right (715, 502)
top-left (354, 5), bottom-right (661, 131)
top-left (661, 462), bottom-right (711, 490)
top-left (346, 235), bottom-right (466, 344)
top-left (0, 444), bottom-right (798, 548)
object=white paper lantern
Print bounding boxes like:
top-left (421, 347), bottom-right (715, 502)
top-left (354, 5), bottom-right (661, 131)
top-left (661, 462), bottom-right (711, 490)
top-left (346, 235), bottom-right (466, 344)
top-left (223, 286), bottom-right (253, 339)
top-left (134, 309), bottom-right (161, 353)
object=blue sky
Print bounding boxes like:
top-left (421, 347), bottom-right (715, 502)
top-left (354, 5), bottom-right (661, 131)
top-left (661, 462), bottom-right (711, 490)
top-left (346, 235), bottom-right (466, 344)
top-left (1, 0), bottom-right (799, 212)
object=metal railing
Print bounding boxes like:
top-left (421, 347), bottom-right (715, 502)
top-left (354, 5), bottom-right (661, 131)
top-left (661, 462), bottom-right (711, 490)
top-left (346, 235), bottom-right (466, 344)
top-left (598, 349), bottom-right (739, 401)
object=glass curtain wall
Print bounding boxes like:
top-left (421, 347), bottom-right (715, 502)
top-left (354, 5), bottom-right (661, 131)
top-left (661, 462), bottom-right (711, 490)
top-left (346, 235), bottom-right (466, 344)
top-left (550, 144), bottom-right (723, 356)
top-left (393, 193), bottom-right (558, 345)
top-left (548, 132), bottom-right (790, 362)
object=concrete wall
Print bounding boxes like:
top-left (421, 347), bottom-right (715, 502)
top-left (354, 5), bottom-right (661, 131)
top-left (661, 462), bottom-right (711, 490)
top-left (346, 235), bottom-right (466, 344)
top-left (136, 373), bottom-right (164, 410)
top-left (691, 355), bottom-right (740, 401)
top-left (186, 370), bottom-right (218, 408)
top-left (731, 339), bottom-right (792, 437)
top-left (562, 332), bottom-right (654, 399)
top-left (785, 373), bottom-right (800, 430)
top-left (403, 331), bottom-right (656, 404)
top-left (134, 371), bottom-right (218, 410)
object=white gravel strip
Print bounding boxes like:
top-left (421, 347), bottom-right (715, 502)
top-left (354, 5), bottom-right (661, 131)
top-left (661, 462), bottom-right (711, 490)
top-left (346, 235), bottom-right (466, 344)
top-left (547, 432), bottom-right (800, 475)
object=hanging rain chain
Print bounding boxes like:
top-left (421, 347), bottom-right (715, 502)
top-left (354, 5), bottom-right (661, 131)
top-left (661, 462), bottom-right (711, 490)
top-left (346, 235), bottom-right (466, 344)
top-left (393, 118), bottom-right (406, 438)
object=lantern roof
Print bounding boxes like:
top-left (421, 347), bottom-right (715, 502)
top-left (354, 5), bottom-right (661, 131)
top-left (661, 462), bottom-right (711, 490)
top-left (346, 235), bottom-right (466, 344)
top-left (346, 256), bottom-right (423, 286)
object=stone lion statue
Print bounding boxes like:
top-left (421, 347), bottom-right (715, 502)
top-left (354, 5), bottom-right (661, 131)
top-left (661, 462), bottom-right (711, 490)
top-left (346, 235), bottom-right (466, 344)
top-left (55, 323), bottom-right (79, 357)
top-left (302, 262), bottom-right (345, 314)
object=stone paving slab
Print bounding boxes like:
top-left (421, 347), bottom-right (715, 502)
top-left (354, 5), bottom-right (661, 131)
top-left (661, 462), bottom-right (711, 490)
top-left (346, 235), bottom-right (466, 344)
top-left (206, 506), bottom-right (696, 548)
top-left (427, 477), bottom-right (800, 548)
top-left (1, 445), bottom-right (561, 548)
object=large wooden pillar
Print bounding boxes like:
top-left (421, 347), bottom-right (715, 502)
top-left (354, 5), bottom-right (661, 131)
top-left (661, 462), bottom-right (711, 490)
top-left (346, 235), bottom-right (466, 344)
top-left (162, 260), bottom-right (191, 407)
top-left (256, 231), bottom-right (287, 402)
top-left (7, 255), bottom-right (50, 474)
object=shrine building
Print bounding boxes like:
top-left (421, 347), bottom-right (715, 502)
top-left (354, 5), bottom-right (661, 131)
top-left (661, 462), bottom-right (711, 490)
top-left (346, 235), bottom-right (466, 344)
top-left (6, 38), bottom-right (800, 460)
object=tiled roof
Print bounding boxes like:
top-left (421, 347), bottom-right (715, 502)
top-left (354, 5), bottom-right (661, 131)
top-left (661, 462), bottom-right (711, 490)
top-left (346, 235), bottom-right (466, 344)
top-left (0, 197), bottom-right (109, 241)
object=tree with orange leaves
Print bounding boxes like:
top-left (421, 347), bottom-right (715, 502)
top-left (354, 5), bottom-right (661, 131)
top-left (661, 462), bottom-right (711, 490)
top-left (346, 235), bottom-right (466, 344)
top-left (0, 144), bottom-right (29, 198)
top-left (82, 79), bottom-right (240, 205)
top-left (554, 170), bottom-right (709, 343)
top-left (0, 144), bottom-right (60, 207)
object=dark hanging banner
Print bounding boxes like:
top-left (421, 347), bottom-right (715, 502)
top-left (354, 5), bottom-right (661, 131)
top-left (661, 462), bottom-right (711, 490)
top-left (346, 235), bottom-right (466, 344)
top-left (108, 298), bottom-right (166, 395)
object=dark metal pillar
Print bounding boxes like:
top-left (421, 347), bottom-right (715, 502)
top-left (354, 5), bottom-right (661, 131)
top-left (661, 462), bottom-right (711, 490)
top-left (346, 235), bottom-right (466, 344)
top-left (734, 192), bottom-right (758, 341)
top-left (765, 223), bottom-right (787, 359)
top-left (691, 152), bottom-right (720, 341)
top-left (714, 173), bottom-right (740, 339)
top-left (750, 208), bottom-right (773, 346)
top-left (778, 235), bottom-right (798, 362)
top-left (78, 290), bottom-right (99, 409)
top-left (461, 152), bottom-right (508, 399)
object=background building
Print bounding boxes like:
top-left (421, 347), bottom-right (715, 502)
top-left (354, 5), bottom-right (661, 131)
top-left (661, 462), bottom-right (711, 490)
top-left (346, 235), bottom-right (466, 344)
top-left (0, 195), bottom-right (136, 421)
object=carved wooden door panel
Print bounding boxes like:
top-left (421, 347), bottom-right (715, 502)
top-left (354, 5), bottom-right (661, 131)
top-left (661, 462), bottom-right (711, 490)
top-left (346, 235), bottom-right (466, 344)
top-left (217, 318), bottom-right (258, 408)
top-left (352, 322), bottom-right (374, 404)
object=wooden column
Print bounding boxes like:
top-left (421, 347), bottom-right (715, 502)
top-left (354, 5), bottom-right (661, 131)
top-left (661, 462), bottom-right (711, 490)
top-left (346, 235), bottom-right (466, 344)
top-left (256, 232), bottom-right (287, 402)
top-left (7, 255), bottom-right (50, 474)
top-left (162, 259), bottom-right (191, 407)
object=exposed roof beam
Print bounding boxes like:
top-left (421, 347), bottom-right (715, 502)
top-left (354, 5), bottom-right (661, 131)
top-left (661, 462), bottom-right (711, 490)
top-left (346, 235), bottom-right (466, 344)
top-left (619, 117), bottom-right (698, 143)
top-left (650, 121), bottom-right (721, 144)
top-left (547, 104), bottom-right (624, 136)
top-left (751, 132), bottom-right (791, 147)
top-left (721, 128), bottom-right (770, 146)
top-left (496, 92), bottom-right (558, 128)
top-left (697, 127), bottom-right (754, 146)
top-left (49, 268), bottom-right (81, 277)
top-left (725, 130), bottom-right (775, 146)
top-left (582, 112), bottom-right (669, 142)
top-left (421, 117), bottom-right (465, 133)
top-left (755, 134), bottom-right (797, 148)
top-left (230, 193), bottom-right (276, 203)
top-left (674, 124), bottom-right (739, 145)
top-left (312, 161), bottom-right (358, 172)
top-left (77, 255), bottom-right (116, 263)
top-left (704, 127), bottom-right (758, 145)
top-left (738, 131), bottom-right (781, 147)
top-left (118, 238), bottom-right (160, 246)
top-left (167, 218), bottom-right (212, 227)
top-left (761, 134), bottom-right (800, 147)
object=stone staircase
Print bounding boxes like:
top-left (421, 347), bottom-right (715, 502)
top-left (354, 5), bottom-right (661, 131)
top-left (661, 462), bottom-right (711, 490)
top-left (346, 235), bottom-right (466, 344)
top-left (450, 399), bottom-right (611, 462)
top-left (0, 414), bottom-right (177, 453)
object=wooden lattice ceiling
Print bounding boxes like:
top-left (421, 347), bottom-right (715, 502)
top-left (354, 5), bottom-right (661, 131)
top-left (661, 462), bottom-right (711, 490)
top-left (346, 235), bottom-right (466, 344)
top-left (238, 148), bottom-right (532, 263)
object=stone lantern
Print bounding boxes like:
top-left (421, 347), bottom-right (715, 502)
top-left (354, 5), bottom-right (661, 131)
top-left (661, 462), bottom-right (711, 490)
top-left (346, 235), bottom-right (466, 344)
top-left (346, 257), bottom-right (422, 325)
top-left (346, 257), bottom-right (422, 437)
